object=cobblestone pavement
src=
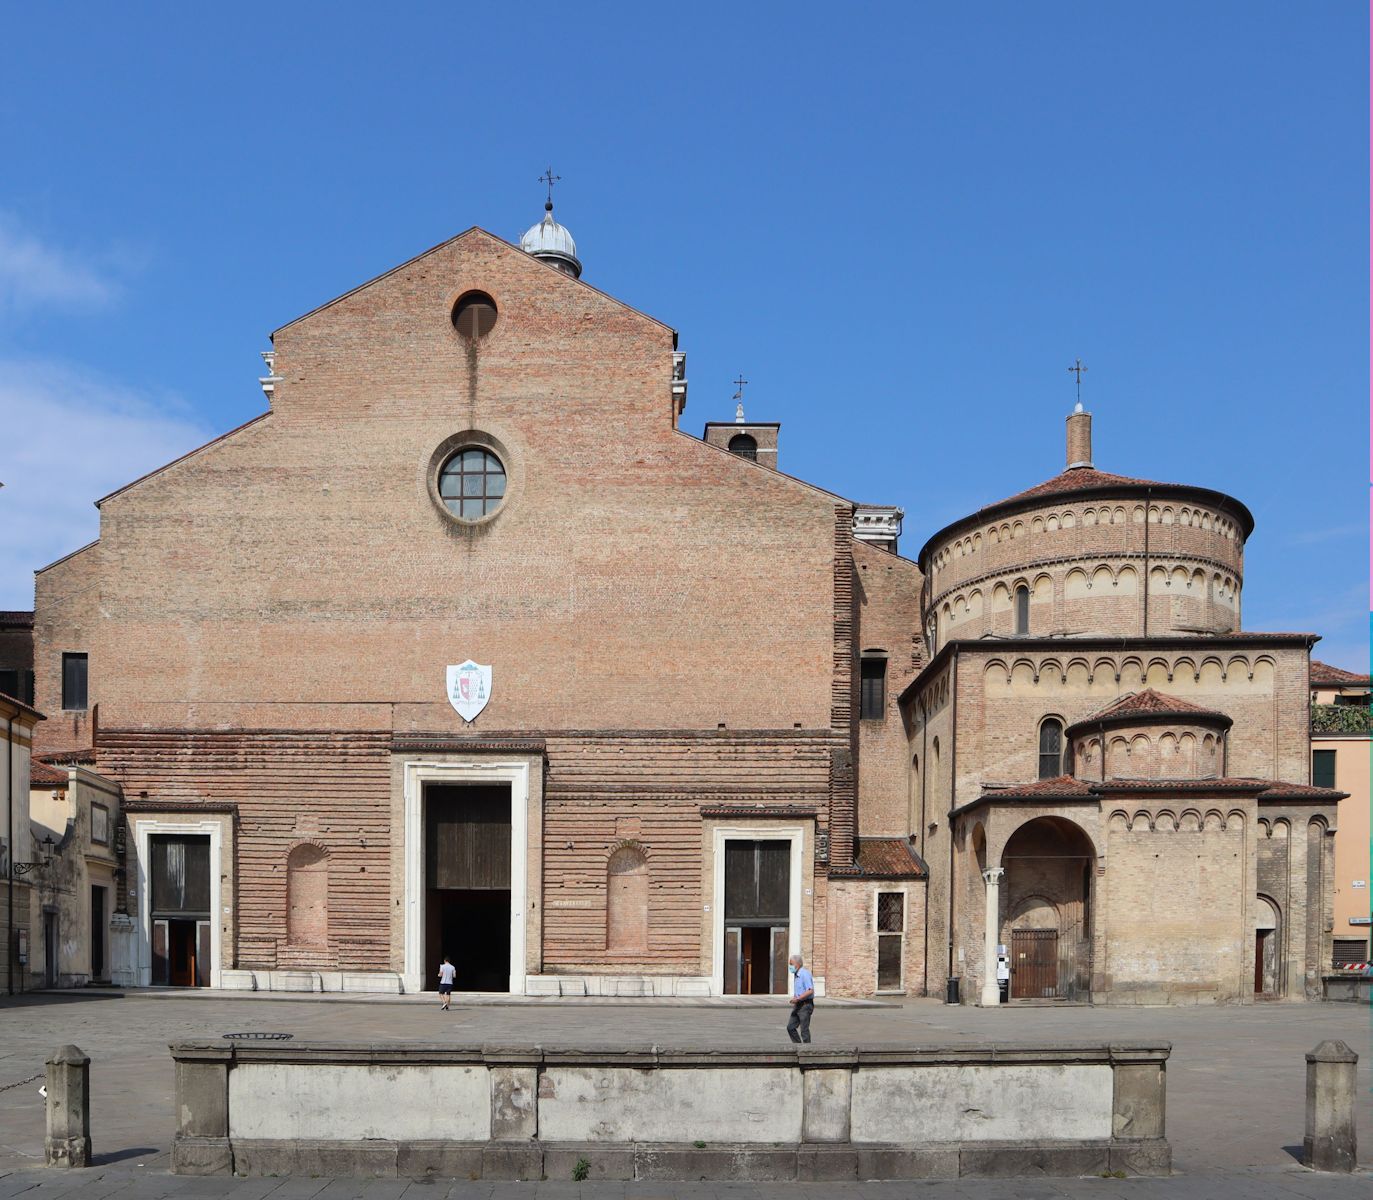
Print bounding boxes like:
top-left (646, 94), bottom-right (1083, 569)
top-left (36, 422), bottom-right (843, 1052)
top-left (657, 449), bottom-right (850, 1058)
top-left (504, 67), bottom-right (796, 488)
top-left (0, 991), bottom-right (1368, 1182)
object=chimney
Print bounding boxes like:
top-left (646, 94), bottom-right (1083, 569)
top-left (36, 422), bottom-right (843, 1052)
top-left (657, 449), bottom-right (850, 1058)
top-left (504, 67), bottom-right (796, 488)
top-left (1066, 404), bottom-right (1092, 469)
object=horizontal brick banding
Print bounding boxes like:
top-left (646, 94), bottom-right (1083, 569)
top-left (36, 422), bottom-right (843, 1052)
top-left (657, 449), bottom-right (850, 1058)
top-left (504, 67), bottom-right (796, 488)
top-left (540, 730), bottom-right (838, 968)
top-left (99, 728), bottom-right (393, 970)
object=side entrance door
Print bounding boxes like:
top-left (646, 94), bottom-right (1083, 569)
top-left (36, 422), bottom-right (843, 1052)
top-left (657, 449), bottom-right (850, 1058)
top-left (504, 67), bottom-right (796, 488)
top-left (721, 840), bottom-right (790, 995)
top-left (1011, 928), bottom-right (1059, 999)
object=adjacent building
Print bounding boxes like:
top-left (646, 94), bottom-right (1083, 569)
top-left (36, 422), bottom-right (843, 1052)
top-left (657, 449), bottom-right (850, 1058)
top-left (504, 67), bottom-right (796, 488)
top-left (28, 758), bottom-right (125, 988)
top-left (20, 200), bottom-right (1349, 1001)
top-left (2, 690), bottom-right (42, 993)
top-left (1310, 660), bottom-right (1371, 965)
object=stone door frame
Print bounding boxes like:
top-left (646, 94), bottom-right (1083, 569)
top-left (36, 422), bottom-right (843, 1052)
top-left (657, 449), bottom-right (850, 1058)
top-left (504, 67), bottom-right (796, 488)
top-left (401, 759), bottom-right (530, 995)
top-left (131, 816), bottom-right (224, 989)
top-left (709, 823), bottom-right (805, 997)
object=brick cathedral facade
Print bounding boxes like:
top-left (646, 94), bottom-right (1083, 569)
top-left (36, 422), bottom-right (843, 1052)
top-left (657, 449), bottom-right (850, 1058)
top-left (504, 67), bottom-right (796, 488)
top-left (23, 214), bottom-right (1342, 1001)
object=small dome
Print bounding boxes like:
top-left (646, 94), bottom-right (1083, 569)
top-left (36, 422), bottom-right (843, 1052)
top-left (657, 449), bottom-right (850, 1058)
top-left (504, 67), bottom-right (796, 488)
top-left (520, 201), bottom-right (582, 279)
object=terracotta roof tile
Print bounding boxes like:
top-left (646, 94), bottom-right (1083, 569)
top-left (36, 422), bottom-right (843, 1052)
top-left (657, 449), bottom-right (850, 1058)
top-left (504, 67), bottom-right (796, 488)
top-left (0, 691), bottom-right (44, 720)
top-left (980, 776), bottom-right (1096, 800)
top-left (1069, 690), bottom-right (1231, 735)
top-left (36, 749), bottom-right (96, 766)
top-left (973, 775), bottom-right (1346, 804)
top-left (831, 838), bottom-right (928, 879)
top-left (0, 611), bottom-right (33, 628)
top-left (917, 465), bottom-right (1255, 564)
top-left (1094, 689), bottom-right (1212, 718)
top-left (1310, 660), bottom-right (1371, 686)
top-left (30, 760), bottom-right (68, 787)
top-left (999, 467), bottom-right (1168, 505)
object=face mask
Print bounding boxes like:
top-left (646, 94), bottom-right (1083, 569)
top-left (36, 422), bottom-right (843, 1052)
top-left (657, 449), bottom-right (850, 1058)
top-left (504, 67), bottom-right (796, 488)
top-left (788, 964), bottom-right (797, 975)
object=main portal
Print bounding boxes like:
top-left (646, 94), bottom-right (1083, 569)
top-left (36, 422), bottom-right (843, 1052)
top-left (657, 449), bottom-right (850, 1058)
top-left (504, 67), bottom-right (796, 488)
top-left (424, 783), bottom-right (512, 992)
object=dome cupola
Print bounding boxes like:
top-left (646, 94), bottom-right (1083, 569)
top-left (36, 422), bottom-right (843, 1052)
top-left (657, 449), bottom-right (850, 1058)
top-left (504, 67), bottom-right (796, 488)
top-left (520, 199), bottom-right (581, 279)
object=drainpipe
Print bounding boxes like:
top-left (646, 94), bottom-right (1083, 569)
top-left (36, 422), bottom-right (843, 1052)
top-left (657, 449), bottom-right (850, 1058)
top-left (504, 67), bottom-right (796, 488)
top-left (919, 697), bottom-right (929, 995)
top-left (5, 713), bottom-right (12, 996)
top-left (946, 654), bottom-right (959, 985)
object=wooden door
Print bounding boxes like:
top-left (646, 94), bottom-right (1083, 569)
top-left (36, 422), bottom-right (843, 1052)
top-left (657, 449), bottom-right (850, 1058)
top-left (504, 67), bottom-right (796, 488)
top-left (152, 919), bottom-right (169, 985)
top-left (723, 926), bottom-right (741, 994)
top-left (1011, 929), bottom-right (1059, 998)
top-left (195, 921), bottom-right (211, 987)
top-left (770, 926), bottom-right (789, 996)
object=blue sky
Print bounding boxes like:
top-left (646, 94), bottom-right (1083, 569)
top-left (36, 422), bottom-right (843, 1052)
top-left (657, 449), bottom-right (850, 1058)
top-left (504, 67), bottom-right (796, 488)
top-left (0, 3), bottom-right (1367, 668)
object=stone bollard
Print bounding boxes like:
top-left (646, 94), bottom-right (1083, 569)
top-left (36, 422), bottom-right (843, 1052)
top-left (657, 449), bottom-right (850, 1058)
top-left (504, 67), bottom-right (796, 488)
top-left (1303, 1039), bottom-right (1358, 1172)
top-left (45, 1044), bottom-right (91, 1168)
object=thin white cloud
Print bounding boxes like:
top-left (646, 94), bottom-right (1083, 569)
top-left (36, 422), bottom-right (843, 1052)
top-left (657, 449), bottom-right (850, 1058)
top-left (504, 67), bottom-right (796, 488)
top-left (0, 214), bottom-right (120, 311)
top-left (0, 360), bottom-right (214, 608)
top-left (1284, 522), bottom-right (1366, 547)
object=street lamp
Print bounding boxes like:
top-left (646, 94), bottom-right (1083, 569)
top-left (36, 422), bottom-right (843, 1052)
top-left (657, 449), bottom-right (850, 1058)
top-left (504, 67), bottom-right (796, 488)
top-left (12, 834), bottom-right (56, 877)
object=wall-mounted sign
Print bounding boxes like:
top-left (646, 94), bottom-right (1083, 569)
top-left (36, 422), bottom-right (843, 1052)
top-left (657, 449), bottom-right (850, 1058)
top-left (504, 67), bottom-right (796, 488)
top-left (446, 660), bottom-right (492, 723)
top-left (1349, 917), bottom-right (1372, 926)
top-left (1352, 880), bottom-right (1367, 889)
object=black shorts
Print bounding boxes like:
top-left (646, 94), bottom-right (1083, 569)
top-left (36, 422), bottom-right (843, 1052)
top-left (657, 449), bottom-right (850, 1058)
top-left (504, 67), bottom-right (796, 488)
top-left (438, 983), bottom-right (454, 994)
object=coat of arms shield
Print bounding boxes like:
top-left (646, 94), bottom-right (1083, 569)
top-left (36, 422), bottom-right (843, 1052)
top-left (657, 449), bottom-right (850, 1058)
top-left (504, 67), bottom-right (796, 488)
top-left (446, 660), bottom-right (492, 723)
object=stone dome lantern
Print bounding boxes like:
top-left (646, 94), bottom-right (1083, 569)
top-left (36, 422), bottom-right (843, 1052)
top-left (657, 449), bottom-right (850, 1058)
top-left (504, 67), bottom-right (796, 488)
top-left (520, 200), bottom-right (582, 279)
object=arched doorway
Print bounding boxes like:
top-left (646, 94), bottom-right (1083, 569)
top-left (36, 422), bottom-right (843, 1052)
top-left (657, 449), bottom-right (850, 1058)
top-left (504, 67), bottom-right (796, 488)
top-left (1254, 896), bottom-right (1281, 997)
top-left (1001, 817), bottom-right (1095, 1001)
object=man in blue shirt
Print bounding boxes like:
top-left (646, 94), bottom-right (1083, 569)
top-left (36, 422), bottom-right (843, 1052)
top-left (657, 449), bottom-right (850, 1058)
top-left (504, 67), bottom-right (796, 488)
top-left (786, 954), bottom-right (815, 1043)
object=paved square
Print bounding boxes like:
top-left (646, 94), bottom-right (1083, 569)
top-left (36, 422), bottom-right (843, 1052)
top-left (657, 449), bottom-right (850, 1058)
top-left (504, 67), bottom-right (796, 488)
top-left (0, 993), bottom-right (1368, 1181)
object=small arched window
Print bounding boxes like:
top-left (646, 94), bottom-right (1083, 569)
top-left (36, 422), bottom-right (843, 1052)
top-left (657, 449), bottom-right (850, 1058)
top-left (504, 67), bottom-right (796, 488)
top-left (606, 844), bottom-right (649, 953)
top-left (1014, 585), bottom-right (1030, 635)
top-left (727, 433), bottom-right (758, 461)
top-left (1038, 718), bottom-right (1065, 780)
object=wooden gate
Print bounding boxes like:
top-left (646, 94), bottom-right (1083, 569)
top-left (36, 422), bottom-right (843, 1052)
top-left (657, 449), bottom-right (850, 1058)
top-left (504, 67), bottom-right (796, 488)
top-left (1011, 929), bottom-right (1060, 999)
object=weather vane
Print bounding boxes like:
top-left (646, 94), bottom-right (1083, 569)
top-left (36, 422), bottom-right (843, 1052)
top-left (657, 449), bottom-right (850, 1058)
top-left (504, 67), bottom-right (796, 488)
top-left (1067, 358), bottom-right (1088, 407)
top-left (732, 374), bottom-right (748, 422)
top-left (539, 166), bottom-right (561, 205)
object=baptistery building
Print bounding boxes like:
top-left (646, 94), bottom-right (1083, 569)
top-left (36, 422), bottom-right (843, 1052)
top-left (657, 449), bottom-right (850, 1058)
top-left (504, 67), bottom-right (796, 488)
top-left (16, 198), bottom-right (1342, 1003)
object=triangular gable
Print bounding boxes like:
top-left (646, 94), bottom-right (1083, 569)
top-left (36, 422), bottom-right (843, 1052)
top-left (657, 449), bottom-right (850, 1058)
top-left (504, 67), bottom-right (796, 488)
top-left (271, 226), bottom-right (675, 342)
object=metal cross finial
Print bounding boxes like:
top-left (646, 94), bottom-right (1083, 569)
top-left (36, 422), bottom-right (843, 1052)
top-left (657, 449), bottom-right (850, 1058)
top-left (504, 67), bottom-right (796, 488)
top-left (732, 375), bottom-right (748, 423)
top-left (1067, 358), bottom-right (1088, 406)
top-left (538, 166), bottom-right (561, 205)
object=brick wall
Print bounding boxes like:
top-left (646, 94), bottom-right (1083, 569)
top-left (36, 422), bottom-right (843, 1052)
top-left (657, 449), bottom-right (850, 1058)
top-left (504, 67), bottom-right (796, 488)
top-left (826, 878), bottom-right (926, 997)
top-left (853, 540), bottom-right (924, 838)
top-left (33, 545), bottom-right (100, 755)
top-left (1100, 803), bottom-right (1250, 1003)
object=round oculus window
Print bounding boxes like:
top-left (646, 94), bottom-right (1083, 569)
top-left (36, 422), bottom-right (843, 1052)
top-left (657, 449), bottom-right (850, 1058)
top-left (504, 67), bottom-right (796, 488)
top-left (451, 290), bottom-right (497, 338)
top-left (438, 447), bottom-right (506, 520)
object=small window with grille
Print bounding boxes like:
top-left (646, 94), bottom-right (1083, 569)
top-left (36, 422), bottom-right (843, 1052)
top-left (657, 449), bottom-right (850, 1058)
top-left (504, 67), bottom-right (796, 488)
top-left (876, 890), bottom-right (904, 991)
top-left (1333, 938), bottom-right (1368, 969)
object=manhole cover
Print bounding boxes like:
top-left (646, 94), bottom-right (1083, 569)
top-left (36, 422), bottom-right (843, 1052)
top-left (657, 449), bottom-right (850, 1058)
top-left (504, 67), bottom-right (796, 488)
top-left (221, 1032), bottom-right (295, 1041)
